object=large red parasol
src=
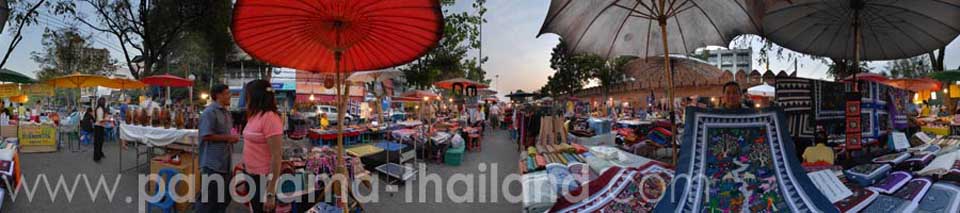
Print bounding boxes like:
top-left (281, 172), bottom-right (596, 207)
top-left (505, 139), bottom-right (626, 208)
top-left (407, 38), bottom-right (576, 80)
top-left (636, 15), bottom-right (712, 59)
top-left (232, 0), bottom-right (443, 72)
top-left (433, 77), bottom-right (489, 89)
top-left (401, 90), bottom-right (440, 100)
top-left (141, 74), bottom-right (193, 87)
top-left (232, 0), bottom-right (443, 210)
top-left (884, 78), bottom-right (942, 92)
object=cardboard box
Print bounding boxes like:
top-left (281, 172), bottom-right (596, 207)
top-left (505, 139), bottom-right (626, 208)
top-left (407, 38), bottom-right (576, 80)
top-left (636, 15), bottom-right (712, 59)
top-left (148, 152), bottom-right (200, 211)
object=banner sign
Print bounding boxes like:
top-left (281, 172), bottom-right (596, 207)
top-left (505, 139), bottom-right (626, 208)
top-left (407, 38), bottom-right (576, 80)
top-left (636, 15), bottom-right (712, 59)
top-left (23, 84), bottom-right (54, 97)
top-left (0, 84), bottom-right (19, 97)
top-left (19, 125), bottom-right (57, 147)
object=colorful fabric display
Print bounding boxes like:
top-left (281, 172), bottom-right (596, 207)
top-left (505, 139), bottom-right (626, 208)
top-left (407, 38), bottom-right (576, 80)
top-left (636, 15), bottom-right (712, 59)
top-left (903, 152), bottom-right (936, 171)
top-left (571, 143), bottom-right (587, 154)
top-left (526, 157), bottom-right (536, 172)
top-left (654, 108), bottom-right (838, 213)
top-left (872, 152), bottom-right (911, 165)
top-left (566, 163), bottom-right (596, 184)
top-left (857, 81), bottom-right (891, 139)
top-left (546, 163), bottom-right (579, 194)
top-left (844, 163), bottom-right (893, 186)
top-left (918, 151), bottom-right (960, 176)
top-left (776, 77), bottom-right (815, 139)
top-left (862, 178), bottom-right (932, 212)
top-left (535, 155), bottom-right (547, 168)
top-left (834, 185), bottom-right (878, 213)
top-left (868, 171), bottom-right (912, 194)
top-left (916, 182), bottom-right (960, 213)
top-left (549, 162), bottom-right (673, 213)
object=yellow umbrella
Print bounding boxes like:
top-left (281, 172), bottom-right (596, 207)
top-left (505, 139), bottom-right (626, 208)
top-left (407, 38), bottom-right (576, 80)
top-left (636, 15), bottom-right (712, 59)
top-left (44, 73), bottom-right (112, 88)
top-left (103, 77), bottom-right (146, 90)
top-left (44, 73), bottom-right (113, 152)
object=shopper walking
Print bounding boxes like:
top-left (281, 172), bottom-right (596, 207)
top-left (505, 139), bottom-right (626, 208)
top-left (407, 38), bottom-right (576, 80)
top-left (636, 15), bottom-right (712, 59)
top-left (195, 85), bottom-right (239, 213)
top-left (240, 80), bottom-right (284, 212)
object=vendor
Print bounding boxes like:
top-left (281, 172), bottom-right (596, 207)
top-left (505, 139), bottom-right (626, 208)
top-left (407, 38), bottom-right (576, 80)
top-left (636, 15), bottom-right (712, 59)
top-left (319, 112), bottom-right (330, 129)
top-left (721, 81), bottom-right (744, 110)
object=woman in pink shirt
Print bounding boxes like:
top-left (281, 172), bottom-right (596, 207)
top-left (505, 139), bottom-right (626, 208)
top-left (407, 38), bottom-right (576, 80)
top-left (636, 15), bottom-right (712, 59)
top-left (240, 80), bottom-right (284, 212)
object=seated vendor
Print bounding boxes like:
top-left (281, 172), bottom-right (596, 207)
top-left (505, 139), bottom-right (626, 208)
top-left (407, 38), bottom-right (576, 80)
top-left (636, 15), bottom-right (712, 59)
top-left (319, 113), bottom-right (330, 129)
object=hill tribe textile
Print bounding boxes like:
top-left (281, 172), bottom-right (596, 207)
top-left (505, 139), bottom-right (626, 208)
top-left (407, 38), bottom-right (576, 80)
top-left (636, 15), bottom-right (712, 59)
top-left (888, 89), bottom-right (913, 130)
top-left (654, 108), bottom-right (838, 213)
top-left (862, 178), bottom-right (932, 212)
top-left (548, 162), bottom-right (674, 213)
top-left (776, 77), bottom-right (814, 140)
top-left (868, 171), bottom-right (912, 194)
top-left (815, 80), bottom-right (849, 137)
top-left (916, 182), bottom-right (960, 213)
top-left (856, 81), bottom-right (891, 139)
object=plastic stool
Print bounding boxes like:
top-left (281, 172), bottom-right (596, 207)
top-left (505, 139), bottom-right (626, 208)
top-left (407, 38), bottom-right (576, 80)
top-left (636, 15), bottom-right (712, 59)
top-left (147, 168), bottom-right (178, 213)
top-left (445, 146), bottom-right (465, 166)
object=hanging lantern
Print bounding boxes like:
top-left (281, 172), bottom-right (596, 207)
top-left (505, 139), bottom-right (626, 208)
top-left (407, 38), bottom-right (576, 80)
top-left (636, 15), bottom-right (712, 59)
top-left (323, 77), bottom-right (334, 89)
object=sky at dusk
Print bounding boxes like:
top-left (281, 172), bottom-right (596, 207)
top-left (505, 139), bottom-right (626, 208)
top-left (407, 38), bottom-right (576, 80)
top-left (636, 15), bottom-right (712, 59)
top-left (0, 0), bottom-right (957, 96)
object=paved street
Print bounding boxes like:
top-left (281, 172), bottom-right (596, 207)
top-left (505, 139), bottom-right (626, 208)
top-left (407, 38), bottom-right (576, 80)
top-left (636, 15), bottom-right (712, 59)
top-left (2, 128), bottom-right (521, 212)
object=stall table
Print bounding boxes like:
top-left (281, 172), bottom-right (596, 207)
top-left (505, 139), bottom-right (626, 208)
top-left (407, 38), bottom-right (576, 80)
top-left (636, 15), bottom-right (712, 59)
top-left (118, 124), bottom-right (199, 172)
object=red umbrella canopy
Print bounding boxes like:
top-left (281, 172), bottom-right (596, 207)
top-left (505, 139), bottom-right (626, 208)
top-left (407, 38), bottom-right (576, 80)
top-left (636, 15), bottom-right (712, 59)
top-left (433, 77), bottom-right (489, 89)
top-left (391, 96), bottom-right (422, 103)
top-left (401, 90), bottom-right (440, 100)
top-left (141, 74), bottom-right (193, 87)
top-left (232, 0), bottom-right (444, 73)
top-left (884, 78), bottom-right (942, 92)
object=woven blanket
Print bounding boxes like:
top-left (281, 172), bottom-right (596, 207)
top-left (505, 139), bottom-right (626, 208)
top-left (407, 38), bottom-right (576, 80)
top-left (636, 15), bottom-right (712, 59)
top-left (917, 183), bottom-right (960, 213)
top-left (776, 77), bottom-right (814, 139)
top-left (816, 80), bottom-right (848, 138)
top-left (862, 178), bottom-right (932, 212)
top-left (868, 171), bottom-right (912, 194)
top-left (857, 81), bottom-right (890, 138)
top-left (549, 162), bottom-right (674, 213)
top-left (888, 89), bottom-right (913, 130)
top-left (654, 107), bottom-right (838, 213)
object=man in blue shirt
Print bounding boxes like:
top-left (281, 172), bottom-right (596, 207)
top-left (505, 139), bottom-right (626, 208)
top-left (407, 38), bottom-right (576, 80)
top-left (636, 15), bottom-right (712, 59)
top-left (195, 84), bottom-right (238, 212)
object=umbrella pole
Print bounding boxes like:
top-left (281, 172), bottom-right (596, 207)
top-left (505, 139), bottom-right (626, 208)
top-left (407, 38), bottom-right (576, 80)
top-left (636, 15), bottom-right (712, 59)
top-left (658, 17), bottom-right (679, 165)
top-left (852, 8), bottom-right (861, 92)
top-left (333, 51), bottom-right (350, 211)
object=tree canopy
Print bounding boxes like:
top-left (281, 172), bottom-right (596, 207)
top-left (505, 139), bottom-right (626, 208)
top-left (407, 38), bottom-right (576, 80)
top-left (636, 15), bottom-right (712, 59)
top-left (401, 0), bottom-right (487, 89)
top-left (30, 26), bottom-right (116, 80)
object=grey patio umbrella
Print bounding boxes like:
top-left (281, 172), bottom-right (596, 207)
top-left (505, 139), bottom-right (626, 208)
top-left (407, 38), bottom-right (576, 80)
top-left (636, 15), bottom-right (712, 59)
top-left (538, 0), bottom-right (761, 164)
top-left (762, 0), bottom-right (960, 76)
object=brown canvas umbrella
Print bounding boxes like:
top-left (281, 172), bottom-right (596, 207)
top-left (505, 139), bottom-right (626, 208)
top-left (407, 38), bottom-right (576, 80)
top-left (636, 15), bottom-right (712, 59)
top-left (538, 0), bottom-right (761, 163)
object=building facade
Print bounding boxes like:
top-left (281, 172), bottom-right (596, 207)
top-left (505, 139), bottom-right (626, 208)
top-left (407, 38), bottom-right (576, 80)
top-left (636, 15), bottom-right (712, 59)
top-left (703, 48), bottom-right (752, 73)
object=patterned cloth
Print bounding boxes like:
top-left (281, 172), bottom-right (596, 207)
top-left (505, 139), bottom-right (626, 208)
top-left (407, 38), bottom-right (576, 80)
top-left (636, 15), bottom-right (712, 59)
top-left (776, 77), bottom-right (814, 139)
top-left (916, 182), bottom-right (960, 213)
top-left (654, 108), bottom-right (838, 213)
top-left (549, 162), bottom-right (674, 213)
top-left (856, 81), bottom-right (891, 138)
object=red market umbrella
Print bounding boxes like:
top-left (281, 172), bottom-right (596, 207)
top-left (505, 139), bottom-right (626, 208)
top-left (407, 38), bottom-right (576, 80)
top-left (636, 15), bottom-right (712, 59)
top-left (884, 78), bottom-right (942, 92)
top-left (232, 0), bottom-right (443, 209)
top-left (141, 74), bottom-right (193, 87)
top-left (391, 96), bottom-right (422, 103)
top-left (401, 90), bottom-right (440, 100)
top-left (141, 74), bottom-right (194, 106)
top-left (434, 77), bottom-right (489, 89)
